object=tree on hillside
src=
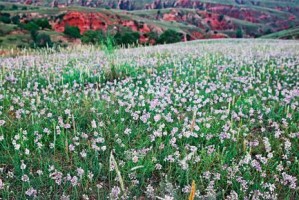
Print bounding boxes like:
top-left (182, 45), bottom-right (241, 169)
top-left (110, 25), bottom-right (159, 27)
top-left (23, 21), bottom-right (39, 32)
top-left (81, 30), bottom-right (105, 45)
top-left (236, 28), bottom-right (243, 38)
top-left (0, 13), bottom-right (11, 24)
top-left (11, 15), bottom-right (20, 24)
top-left (114, 30), bottom-right (140, 47)
top-left (34, 33), bottom-right (53, 48)
top-left (64, 25), bottom-right (81, 38)
top-left (34, 18), bottom-right (51, 30)
top-left (157, 29), bottom-right (181, 44)
top-left (147, 31), bottom-right (159, 43)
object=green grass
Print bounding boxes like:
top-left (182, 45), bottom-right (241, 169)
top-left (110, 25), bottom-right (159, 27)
top-left (260, 27), bottom-right (299, 39)
top-left (0, 33), bottom-right (31, 48)
top-left (0, 39), bottom-right (299, 199)
top-left (0, 22), bottom-right (18, 35)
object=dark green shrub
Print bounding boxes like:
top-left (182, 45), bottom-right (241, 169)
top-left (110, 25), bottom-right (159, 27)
top-left (143, 31), bottom-right (159, 45)
top-left (23, 22), bottom-right (39, 32)
top-left (265, 28), bottom-right (273, 35)
top-left (64, 25), bottom-right (81, 38)
top-left (157, 29), bottom-right (181, 44)
top-left (34, 18), bottom-right (51, 30)
top-left (34, 33), bottom-right (53, 48)
top-left (148, 31), bottom-right (158, 41)
top-left (0, 13), bottom-right (11, 24)
top-left (21, 6), bottom-right (28, 10)
top-left (11, 15), bottom-right (20, 24)
top-left (114, 30), bottom-right (139, 47)
top-left (11, 5), bottom-right (18, 10)
top-left (0, 29), bottom-right (5, 37)
top-left (236, 28), bottom-right (243, 38)
top-left (30, 30), bottom-right (38, 42)
top-left (0, 5), bottom-right (5, 11)
top-left (81, 30), bottom-right (104, 44)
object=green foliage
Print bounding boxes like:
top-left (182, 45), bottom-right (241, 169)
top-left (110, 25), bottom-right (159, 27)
top-left (81, 30), bottom-right (104, 45)
top-left (101, 35), bottom-right (116, 55)
top-left (0, 5), bottom-right (5, 11)
top-left (34, 18), bottom-right (51, 30)
top-left (64, 25), bottom-right (81, 38)
top-left (265, 28), bottom-right (273, 35)
top-left (0, 23), bottom-right (16, 36)
top-left (34, 33), bottom-right (53, 48)
top-left (114, 30), bottom-right (139, 47)
top-left (236, 27), bottom-right (243, 38)
top-left (20, 19), bottom-right (51, 32)
top-left (147, 31), bottom-right (159, 43)
top-left (30, 30), bottom-right (38, 42)
top-left (23, 22), bottom-right (39, 32)
top-left (0, 13), bottom-right (11, 24)
top-left (157, 29), bottom-right (181, 44)
top-left (11, 4), bottom-right (18, 10)
top-left (11, 15), bottom-right (20, 25)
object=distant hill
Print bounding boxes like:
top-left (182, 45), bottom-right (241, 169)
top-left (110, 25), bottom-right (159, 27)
top-left (1, 0), bottom-right (298, 10)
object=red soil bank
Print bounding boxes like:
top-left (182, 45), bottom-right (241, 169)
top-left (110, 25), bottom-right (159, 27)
top-left (53, 11), bottom-right (112, 34)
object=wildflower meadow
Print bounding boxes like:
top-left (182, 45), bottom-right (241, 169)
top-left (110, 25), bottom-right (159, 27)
top-left (0, 39), bottom-right (299, 199)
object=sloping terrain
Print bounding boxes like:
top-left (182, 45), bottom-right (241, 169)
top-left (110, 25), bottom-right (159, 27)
top-left (0, 0), bottom-right (299, 49)
top-left (1, 39), bottom-right (299, 199)
top-left (261, 26), bottom-right (299, 39)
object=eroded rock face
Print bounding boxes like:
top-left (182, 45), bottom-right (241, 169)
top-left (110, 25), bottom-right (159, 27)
top-left (162, 9), bottom-right (233, 30)
top-left (53, 11), bottom-right (111, 33)
top-left (53, 11), bottom-right (161, 43)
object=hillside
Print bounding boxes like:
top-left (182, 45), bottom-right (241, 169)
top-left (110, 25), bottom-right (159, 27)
top-left (1, 39), bottom-right (299, 199)
top-left (0, 0), bottom-right (299, 49)
top-left (260, 26), bottom-right (299, 39)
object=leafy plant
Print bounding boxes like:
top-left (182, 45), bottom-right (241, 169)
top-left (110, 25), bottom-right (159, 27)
top-left (34, 33), bottom-right (53, 48)
top-left (114, 30), bottom-right (139, 47)
top-left (23, 22), bottom-right (39, 32)
top-left (0, 13), bottom-right (11, 24)
top-left (236, 27), bottom-right (243, 38)
top-left (157, 29), bottom-right (181, 44)
top-left (81, 30), bottom-right (104, 45)
top-left (34, 18), bottom-right (51, 30)
top-left (11, 4), bottom-right (18, 10)
top-left (11, 15), bottom-right (20, 25)
top-left (64, 25), bottom-right (81, 38)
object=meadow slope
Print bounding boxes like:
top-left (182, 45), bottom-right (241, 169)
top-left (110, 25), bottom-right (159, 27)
top-left (0, 39), bottom-right (299, 199)
top-left (1, 0), bottom-right (299, 49)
